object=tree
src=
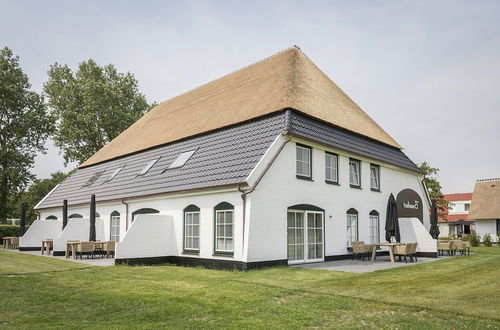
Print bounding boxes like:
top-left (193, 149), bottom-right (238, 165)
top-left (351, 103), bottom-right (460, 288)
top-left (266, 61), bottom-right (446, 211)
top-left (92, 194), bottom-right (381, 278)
top-left (419, 161), bottom-right (447, 220)
top-left (44, 59), bottom-right (153, 165)
top-left (0, 47), bottom-right (55, 223)
top-left (11, 171), bottom-right (71, 224)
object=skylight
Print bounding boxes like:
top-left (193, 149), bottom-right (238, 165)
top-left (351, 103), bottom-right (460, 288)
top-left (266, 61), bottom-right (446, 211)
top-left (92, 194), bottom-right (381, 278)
top-left (104, 166), bottom-right (124, 182)
top-left (167, 149), bottom-right (197, 170)
top-left (138, 158), bottom-right (160, 176)
top-left (82, 170), bottom-right (105, 187)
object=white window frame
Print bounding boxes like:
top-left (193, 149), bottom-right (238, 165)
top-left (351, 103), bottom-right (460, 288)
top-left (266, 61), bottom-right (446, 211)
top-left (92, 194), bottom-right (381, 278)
top-left (325, 152), bottom-right (338, 183)
top-left (184, 211), bottom-right (200, 251)
top-left (110, 214), bottom-right (120, 241)
top-left (349, 159), bottom-right (361, 187)
top-left (215, 209), bottom-right (234, 253)
top-left (369, 214), bottom-right (380, 244)
top-left (370, 164), bottom-right (380, 191)
top-left (346, 213), bottom-right (358, 247)
top-left (296, 144), bottom-right (312, 179)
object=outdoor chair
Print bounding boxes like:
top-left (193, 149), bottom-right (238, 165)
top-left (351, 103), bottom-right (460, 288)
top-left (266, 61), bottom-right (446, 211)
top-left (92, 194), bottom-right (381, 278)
top-left (406, 242), bottom-right (418, 262)
top-left (437, 241), bottom-right (452, 256)
top-left (394, 244), bottom-right (415, 263)
top-left (103, 241), bottom-right (116, 258)
top-left (452, 240), bottom-right (466, 256)
top-left (351, 241), bottom-right (372, 260)
top-left (11, 237), bottom-right (19, 248)
top-left (76, 241), bottom-right (95, 259)
top-left (463, 241), bottom-right (471, 255)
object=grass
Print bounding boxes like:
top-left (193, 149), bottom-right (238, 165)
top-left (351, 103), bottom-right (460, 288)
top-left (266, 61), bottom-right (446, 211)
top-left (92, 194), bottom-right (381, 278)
top-left (0, 247), bottom-right (499, 329)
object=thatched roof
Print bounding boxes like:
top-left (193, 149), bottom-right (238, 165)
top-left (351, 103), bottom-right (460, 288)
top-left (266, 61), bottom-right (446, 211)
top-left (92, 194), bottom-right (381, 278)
top-left (81, 46), bottom-right (401, 167)
top-left (468, 178), bottom-right (500, 219)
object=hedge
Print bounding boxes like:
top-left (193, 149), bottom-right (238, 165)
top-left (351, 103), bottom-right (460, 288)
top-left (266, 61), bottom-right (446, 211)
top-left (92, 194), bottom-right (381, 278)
top-left (0, 225), bottom-right (29, 241)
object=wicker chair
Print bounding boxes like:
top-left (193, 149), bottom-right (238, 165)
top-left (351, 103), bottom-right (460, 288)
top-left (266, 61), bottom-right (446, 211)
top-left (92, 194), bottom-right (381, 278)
top-left (452, 240), bottom-right (466, 256)
top-left (351, 241), bottom-right (372, 260)
top-left (437, 241), bottom-right (452, 256)
top-left (11, 237), bottom-right (19, 249)
top-left (76, 241), bottom-right (95, 259)
top-left (394, 244), bottom-right (414, 263)
top-left (463, 241), bottom-right (471, 255)
top-left (103, 241), bottom-right (116, 258)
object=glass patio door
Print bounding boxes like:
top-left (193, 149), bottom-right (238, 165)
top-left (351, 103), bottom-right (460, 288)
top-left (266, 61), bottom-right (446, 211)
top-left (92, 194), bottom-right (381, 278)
top-left (287, 211), bottom-right (323, 264)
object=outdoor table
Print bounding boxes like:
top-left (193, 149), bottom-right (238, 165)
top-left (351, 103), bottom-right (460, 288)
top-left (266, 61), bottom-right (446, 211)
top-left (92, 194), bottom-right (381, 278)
top-left (371, 242), bottom-right (405, 263)
top-left (41, 239), bottom-right (54, 255)
top-left (65, 241), bottom-right (80, 259)
top-left (2, 236), bottom-right (16, 249)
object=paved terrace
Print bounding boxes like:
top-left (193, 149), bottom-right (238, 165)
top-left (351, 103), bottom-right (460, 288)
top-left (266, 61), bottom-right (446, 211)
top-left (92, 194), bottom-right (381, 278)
top-left (293, 255), bottom-right (454, 273)
top-left (15, 250), bottom-right (115, 267)
top-left (11, 249), bottom-right (459, 272)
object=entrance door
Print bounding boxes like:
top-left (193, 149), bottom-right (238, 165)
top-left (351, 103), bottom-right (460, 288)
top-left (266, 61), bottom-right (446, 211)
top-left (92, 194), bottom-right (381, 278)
top-left (287, 211), bottom-right (324, 264)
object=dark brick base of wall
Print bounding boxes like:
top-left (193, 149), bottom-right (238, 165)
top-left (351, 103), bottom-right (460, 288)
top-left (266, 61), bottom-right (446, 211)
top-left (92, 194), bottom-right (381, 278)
top-left (115, 255), bottom-right (288, 271)
top-left (19, 247), bottom-right (41, 251)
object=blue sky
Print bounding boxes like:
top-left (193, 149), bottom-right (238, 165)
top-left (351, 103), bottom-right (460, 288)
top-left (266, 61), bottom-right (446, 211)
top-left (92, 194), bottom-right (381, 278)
top-left (1, 0), bottom-right (499, 193)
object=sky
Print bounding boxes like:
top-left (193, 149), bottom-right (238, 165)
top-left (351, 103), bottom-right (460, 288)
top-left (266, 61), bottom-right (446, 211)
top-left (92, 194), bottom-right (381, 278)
top-left (1, 0), bottom-right (499, 194)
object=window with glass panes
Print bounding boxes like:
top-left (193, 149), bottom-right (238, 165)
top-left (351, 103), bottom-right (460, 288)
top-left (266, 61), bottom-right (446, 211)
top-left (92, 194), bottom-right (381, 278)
top-left (349, 159), bottom-right (361, 187)
top-left (346, 209), bottom-right (358, 247)
top-left (370, 164), bottom-right (380, 191)
top-left (184, 211), bottom-right (200, 251)
top-left (369, 211), bottom-right (379, 244)
top-left (215, 209), bottom-right (233, 253)
top-left (325, 152), bottom-right (338, 183)
top-left (110, 212), bottom-right (120, 241)
top-left (296, 144), bottom-right (312, 178)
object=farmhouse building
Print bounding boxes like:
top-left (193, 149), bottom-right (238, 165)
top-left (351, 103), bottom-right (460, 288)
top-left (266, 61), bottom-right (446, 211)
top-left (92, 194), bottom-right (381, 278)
top-left (21, 47), bottom-right (437, 269)
top-left (469, 178), bottom-right (500, 242)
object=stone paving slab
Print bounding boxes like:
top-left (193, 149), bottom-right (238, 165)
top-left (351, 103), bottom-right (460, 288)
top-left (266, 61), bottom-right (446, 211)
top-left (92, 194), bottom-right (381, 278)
top-left (292, 255), bottom-right (453, 273)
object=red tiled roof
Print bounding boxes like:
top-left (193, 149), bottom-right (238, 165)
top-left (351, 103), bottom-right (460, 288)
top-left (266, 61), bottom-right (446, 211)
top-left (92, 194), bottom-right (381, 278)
top-left (438, 193), bottom-right (475, 222)
top-left (444, 193), bottom-right (473, 202)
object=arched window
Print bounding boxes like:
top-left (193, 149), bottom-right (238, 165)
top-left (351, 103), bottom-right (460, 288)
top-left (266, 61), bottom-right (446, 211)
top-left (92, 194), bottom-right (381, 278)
top-left (46, 215), bottom-right (57, 220)
top-left (214, 202), bottom-right (234, 255)
top-left (184, 205), bottom-right (200, 253)
top-left (95, 212), bottom-right (100, 218)
top-left (110, 211), bottom-right (120, 241)
top-left (369, 210), bottom-right (380, 244)
top-left (69, 214), bottom-right (83, 219)
top-left (346, 208), bottom-right (358, 247)
top-left (131, 208), bottom-right (159, 222)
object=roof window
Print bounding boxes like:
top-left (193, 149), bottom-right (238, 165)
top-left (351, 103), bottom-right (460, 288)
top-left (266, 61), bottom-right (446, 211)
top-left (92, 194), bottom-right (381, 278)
top-left (167, 149), bottom-right (197, 170)
top-left (82, 170), bottom-right (105, 187)
top-left (104, 166), bottom-right (124, 182)
top-left (138, 158), bottom-right (160, 176)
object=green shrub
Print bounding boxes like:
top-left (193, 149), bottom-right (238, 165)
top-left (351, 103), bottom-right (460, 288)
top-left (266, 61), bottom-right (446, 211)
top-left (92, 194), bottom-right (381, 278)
top-left (0, 225), bottom-right (20, 240)
top-left (469, 231), bottom-right (480, 247)
top-left (483, 234), bottom-right (492, 247)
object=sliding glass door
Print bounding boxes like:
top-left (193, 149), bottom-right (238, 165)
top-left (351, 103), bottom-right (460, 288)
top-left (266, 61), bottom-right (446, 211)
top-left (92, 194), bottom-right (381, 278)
top-left (287, 210), bottom-right (323, 264)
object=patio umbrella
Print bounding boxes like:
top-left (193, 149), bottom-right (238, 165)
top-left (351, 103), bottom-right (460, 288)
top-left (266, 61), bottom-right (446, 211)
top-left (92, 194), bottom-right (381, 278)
top-left (19, 204), bottom-right (26, 236)
top-left (429, 200), bottom-right (440, 239)
top-left (62, 199), bottom-right (68, 230)
top-left (89, 195), bottom-right (96, 241)
top-left (385, 193), bottom-right (401, 243)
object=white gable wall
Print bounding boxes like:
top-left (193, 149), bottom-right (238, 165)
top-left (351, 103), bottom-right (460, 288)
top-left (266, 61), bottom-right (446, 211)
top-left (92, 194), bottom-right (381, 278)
top-left (246, 136), bottom-right (430, 262)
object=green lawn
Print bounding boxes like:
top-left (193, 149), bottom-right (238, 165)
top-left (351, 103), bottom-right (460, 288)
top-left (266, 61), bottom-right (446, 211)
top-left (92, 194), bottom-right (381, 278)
top-left (1, 247), bottom-right (499, 329)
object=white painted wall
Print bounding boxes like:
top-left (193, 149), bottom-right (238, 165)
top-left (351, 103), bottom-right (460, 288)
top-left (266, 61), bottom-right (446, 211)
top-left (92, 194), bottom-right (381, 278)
top-left (38, 189), bottom-right (245, 261)
top-left (475, 219), bottom-right (499, 242)
top-left (399, 217), bottom-right (437, 252)
top-left (19, 220), bottom-right (62, 248)
top-left (116, 214), bottom-right (176, 259)
top-left (246, 136), bottom-right (431, 262)
top-left (448, 200), bottom-right (471, 215)
top-left (53, 218), bottom-right (105, 252)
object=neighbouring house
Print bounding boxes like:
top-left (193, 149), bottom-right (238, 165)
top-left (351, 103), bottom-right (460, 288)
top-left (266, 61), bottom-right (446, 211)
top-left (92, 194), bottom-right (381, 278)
top-left (438, 193), bottom-right (475, 237)
top-left (20, 47), bottom-right (437, 269)
top-left (468, 178), bottom-right (500, 242)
